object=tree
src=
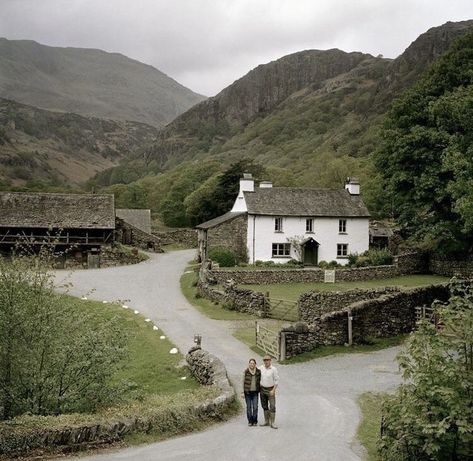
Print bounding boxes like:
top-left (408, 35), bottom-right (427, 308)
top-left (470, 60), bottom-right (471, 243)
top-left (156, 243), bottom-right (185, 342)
top-left (0, 252), bottom-right (127, 419)
top-left (375, 31), bottom-right (473, 255)
top-left (379, 280), bottom-right (473, 460)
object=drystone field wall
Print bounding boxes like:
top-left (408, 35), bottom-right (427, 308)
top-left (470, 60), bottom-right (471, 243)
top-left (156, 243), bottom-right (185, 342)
top-left (429, 257), bottom-right (473, 278)
top-left (198, 280), bottom-right (270, 317)
top-left (209, 264), bottom-right (400, 285)
top-left (156, 228), bottom-right (198, 248)
top-left (394, 251), bottom-right (429, 274)
top-left (299, 287), bottom-right (401, 321)
top-left (282, 284), bottom-right (450, 359)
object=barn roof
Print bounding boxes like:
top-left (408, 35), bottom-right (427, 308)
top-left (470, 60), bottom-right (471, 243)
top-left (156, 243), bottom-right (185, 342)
top-left (243, 188), bottom-right (370, 217)
top-left (195, 212), bottom-right (246, 230)
top-left (116, 209), bottom-right (151, 234)
top-left (0, 192), bottom-right (115, 229)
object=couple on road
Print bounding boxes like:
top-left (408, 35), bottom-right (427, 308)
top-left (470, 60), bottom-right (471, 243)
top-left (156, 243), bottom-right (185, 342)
top-left (243, 355), bottom-right (279, 429)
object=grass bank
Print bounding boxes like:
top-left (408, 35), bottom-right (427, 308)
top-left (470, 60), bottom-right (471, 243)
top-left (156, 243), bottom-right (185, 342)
top-left (357, 392), bottom-right (384, 461)
top-left (242, 275), bottom-right (449, 301)
top-left (180, 268), bottom-right (256, 320)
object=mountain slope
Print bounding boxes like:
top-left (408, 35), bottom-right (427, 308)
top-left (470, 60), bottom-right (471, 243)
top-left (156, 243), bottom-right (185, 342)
top-left (0, 98), bottom-right (159, 185)
top-left (0, 38), bottom-right (205, 127)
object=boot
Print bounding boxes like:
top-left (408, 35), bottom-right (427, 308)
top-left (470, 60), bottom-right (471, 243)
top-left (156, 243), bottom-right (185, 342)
top-left (260, 410), bottom-right (270, 426)
top-left (270, 413), bottom-right (278, 429)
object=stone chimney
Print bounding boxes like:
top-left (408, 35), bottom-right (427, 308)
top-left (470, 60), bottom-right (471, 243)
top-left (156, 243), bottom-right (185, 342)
top-left (259, 181), bottom-right (273, 188)
top-left (345, 177), bottom-right (360, 195)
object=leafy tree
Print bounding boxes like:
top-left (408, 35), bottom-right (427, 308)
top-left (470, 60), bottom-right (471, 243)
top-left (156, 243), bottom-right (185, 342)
top-left (375, 31), bottom-right (473, 255)
top-left (0, 252), bottom-right (127, 419)
top-left (379, 280), bottom-right (473, 460)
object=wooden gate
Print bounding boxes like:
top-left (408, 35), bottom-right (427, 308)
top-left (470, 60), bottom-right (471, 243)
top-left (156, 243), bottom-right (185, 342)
top-left (255, 322), bottom-right (280, 360)
top-left (267, 298), bottom-right (299, 322)
top-left (415, 305), bottom-right (443, 330)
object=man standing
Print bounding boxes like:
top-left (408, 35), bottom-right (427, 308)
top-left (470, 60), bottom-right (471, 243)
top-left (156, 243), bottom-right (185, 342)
top-left (259, 354), bottom-right (279, 429)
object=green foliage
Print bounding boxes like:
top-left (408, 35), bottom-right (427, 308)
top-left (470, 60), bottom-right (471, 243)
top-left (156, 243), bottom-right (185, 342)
top-left (375, 31), bottom-right (473, 255)
top-left (379, 280), bottom-right (473, 460)
top-left (318, 260), bottom-right (340, 269)
top-left (0, 253), bottom-right (128, 419)
top-left (348, 249), bottom-right (393, 267)
top-left (208, 247), bottom-right (237, 267)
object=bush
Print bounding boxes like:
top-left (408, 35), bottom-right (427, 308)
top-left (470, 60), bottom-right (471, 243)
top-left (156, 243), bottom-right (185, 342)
top-left (208, 247), bottom-right (237, 267)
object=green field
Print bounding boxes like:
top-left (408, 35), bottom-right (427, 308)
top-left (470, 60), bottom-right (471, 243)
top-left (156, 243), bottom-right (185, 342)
top-left (242, 275), bottom-right (449, 301)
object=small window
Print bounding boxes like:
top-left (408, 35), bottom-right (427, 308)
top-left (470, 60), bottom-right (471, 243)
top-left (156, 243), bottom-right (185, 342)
top-left (339, 219), bottom-right (347, 233)
top-left (272, 243), bottom-right (291, 257)
top-left (337, 243), bottom-right (348, 257)
top-left (306, 218), bottom-right (313, 233)
top-left (274, 217), bottom-right (283, 232)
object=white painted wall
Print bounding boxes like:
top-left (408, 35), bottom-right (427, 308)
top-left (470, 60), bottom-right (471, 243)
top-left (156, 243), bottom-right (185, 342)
top-left (246, 215), bottom-right (369, 265)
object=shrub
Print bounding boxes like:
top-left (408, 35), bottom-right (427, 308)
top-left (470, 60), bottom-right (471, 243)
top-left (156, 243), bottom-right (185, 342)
top-left (208, 247), bottom-right (237, 267)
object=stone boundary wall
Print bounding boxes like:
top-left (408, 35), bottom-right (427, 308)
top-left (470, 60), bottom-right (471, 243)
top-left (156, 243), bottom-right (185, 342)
top-left (0, 349), bottom-right (235, 457)
top-left (282, 284), bottom-right (450, 359)
top-left (394, 251), bottom-right (429, 274)
top-left (155, 228), bottom-right (197, 248)
top-left (198, 280), bottom-right (270, 317)
top-left (209, 264), bottom-right (400, 285)
top-left (99, 246), bottom-right (147, 267)
top-left (299, 287), bottom-right (401, 321)
top-left (429, 257), bottom-right (473, 277)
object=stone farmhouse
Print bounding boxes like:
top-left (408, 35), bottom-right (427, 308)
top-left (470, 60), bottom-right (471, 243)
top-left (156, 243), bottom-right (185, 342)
top-left (196, 174), bottom-right (370, 265)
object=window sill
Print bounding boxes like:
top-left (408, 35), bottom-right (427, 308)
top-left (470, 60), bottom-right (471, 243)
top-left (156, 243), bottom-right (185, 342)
top-left (338, 232), bottom-right (348, 235)
top-left (305, 231), bottom-right (314, 234)
top-left (272, 255), bottom-right (291, 258)
top-left (336, 256), bottom-right (348, 259)
top-left (274, 231), bottom-right (284, 233)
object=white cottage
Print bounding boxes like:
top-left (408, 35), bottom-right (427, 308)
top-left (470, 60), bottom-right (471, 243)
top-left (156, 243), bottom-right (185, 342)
top-left (196, 174), bottom-right (370, 266)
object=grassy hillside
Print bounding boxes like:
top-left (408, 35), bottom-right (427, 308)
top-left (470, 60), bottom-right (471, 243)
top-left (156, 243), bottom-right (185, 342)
top-left (0, 38), bottom-right (205, 127)
top-left (0, 98), bottom-right (159, 186)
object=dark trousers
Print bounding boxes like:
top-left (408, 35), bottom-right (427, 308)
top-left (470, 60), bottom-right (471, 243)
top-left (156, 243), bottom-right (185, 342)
top-left (244, 391), bottom-right (259, 423)
top-left (260, 386), bottom-right (276, 414)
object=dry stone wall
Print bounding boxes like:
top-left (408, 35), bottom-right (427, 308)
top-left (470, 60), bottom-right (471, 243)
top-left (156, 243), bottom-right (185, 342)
top-left (429, 257), bottom-right (473, 277)
top-left (207, 214), bottom-right (248, 262)
top-left (156, 228), bottom-right (197, 248)
top-left (299, 287), bottom-right (400, 321)
top-left (282, 284), bottom-right (450, 359)
top-left (209, 264), bottom-right (400, 285)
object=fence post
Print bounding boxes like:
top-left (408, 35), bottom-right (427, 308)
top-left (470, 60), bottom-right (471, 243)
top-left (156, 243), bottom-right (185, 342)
top-left (347, 310), bottom-right (353, 346)
top-left (279, 332), bottom-right (286, 362)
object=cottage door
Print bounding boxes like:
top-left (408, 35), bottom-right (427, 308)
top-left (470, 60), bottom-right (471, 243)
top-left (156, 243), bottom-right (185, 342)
top-left (302, 238), bottom-right (319, 266)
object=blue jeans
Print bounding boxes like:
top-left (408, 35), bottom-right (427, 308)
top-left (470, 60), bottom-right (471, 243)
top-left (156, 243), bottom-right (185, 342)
top-left (244, 391), bottom-right (259, 424)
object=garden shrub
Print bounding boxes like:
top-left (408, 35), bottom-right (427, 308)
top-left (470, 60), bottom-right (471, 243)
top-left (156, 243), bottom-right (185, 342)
top-left (208, 247), bottom-right (237, 267)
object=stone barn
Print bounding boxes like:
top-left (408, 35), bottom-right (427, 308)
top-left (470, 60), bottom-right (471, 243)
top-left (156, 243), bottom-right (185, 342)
top-left (0, 191), bottom-right (115, 262)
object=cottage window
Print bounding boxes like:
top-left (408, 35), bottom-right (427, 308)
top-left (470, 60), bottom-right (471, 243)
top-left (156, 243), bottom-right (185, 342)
top-left (306, 218), bottom-right (314, 233)
top-left (339, 219), bottom-right (347, 233)
top-left (274, 217), bottom-right (283, 232)
top-left (272, 243), bottom-right (291, 257)
top-left (337, 243), bottom-right (348, 257)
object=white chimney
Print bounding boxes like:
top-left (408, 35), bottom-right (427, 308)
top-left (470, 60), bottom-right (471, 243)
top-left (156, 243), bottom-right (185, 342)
top-left (239, 173), bottom-right (254, 193)
top-left (259, 181), bottom-right (273, 188)
top-left (345, 177), bottom-right (360, 195)
top-left (231, 173), bottom-right (253, 212)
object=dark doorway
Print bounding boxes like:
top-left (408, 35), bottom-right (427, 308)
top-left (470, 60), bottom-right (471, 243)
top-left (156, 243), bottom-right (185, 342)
top-left (302, 238), bottom-right (319, 266)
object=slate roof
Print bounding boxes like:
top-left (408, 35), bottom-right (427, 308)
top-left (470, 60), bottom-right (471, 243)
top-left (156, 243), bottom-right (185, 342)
top-left (116, 209), bottom-right (151, 234)
top-left (243, 188), bottom-right (370, 217)
top-left (0, 192), bottom-right (115, 229)
top-left (196, 212), bottom-right (246, 229)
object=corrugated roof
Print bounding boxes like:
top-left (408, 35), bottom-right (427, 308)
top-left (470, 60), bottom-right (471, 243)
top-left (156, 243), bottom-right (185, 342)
top-left (196, 211), bottom-right (246, 229)
top-left (116, 209), bottom-right (151, 234)
top-left (0, 192), bottom-right (115, 229)
top-left (244, 188), bottom-right (370, 217)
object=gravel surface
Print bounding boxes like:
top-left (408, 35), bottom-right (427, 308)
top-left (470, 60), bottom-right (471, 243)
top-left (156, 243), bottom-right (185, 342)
top-left (53, 250), bottom-right (402, 461)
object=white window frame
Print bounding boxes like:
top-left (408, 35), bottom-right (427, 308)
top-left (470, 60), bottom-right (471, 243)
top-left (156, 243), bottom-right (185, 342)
top-left (339, 219), bottom-right (347, 233)
top-left (306, 218), bottom-right (314, 233)
top-left (274, 217), bottom-right (283, 232)
top-left (272, 243), bottom-right (291, 257)
top-left (337, 243), bottom-right (348, 258)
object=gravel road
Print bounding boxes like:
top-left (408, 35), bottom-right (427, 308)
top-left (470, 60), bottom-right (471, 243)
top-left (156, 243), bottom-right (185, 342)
top-left (54, 250), bottom-right (402, 461)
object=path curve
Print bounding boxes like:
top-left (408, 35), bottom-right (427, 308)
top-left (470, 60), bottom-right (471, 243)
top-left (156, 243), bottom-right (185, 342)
top-left (54, 250), bottom-right (401, 461)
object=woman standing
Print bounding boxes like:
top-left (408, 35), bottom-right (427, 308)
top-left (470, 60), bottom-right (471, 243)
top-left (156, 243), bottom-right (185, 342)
top-left (243, 358), bottom-right (261, 426)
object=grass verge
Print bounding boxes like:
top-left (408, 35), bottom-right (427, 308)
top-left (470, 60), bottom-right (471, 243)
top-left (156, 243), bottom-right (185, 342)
top-left (242, 275), bottom-right (449, 301)
top-left (357, 392), bottom-right (384, 461)
top-left (180, 269), bottom-right (256, 320)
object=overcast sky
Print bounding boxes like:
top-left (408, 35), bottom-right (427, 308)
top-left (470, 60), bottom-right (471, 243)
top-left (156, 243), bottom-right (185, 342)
top-left (1, 0), bottom-right (473, 96)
